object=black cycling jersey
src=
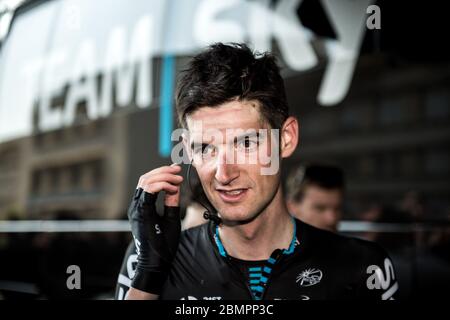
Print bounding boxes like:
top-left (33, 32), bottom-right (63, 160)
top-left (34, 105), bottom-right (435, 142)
top-left (115, 219), bottom-right (398, 300)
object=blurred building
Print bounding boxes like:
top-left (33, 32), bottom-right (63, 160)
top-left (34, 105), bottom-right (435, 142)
top-left (0, 113), bottom-right (124, 218)
top-left (0, 83), bottom-right (168, 219)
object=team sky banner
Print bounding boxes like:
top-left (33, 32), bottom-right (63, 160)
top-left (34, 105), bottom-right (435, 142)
top-left (0, 0), bottom-right (375, 153)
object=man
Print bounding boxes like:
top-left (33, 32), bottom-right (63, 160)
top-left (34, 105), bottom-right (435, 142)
top-left (286, 164), bottom-right (344, 232)
top-left (115, 43), bottom-right (398, 300)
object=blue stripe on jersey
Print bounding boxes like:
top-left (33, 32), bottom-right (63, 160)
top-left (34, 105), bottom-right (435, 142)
top-left (283, 216), bottom-right (297, 255)
top-left (267, 257), bottom-right (276, 264)
top-left (250, 286), bottom-right (264, 293)
top-left (249, 267), bottom-right (262, 272)
top-left (249, 273), bottom-right (262, 278)
top-left (214, 226), bottom-right (227, 257)
top-left (214, 219), bottom-right (299, 300)
top-left (263, 266), bottom-right (272, 273)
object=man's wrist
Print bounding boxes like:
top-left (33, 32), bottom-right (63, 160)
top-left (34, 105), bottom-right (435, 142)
top-left (125, 287), bottom-right (159, 300)
top-left (131, 268), bottom-right (167, 295)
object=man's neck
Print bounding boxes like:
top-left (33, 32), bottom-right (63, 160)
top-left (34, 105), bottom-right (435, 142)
top-left (218, 187), bottom-right (294, 261)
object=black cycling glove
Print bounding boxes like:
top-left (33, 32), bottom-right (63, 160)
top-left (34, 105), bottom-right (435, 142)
top-left (127, 187), bottom-right (181, 294)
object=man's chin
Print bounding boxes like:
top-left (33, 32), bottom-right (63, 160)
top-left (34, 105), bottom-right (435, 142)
top-left (218, 210), bottom-right (260, 226)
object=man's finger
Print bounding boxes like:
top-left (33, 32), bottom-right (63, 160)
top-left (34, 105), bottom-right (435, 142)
top-left (144, 181), bottom-right (179, 195)
top-left (138, 165), bottom-right (182, 184)
top-left (164, 185), bottom-right (180, 207)
top-left (139, 173), bottom-right (183, 189)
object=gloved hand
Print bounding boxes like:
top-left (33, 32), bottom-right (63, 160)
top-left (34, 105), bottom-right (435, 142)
top-left (127, 164), bottom-right (183, 294)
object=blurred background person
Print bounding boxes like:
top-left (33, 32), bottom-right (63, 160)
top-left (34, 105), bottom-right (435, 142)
top-left (286, 164), bottom-right (344, 232)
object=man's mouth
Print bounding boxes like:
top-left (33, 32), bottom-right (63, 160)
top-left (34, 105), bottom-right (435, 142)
top-left (216, 188), bottom-right (248, 203)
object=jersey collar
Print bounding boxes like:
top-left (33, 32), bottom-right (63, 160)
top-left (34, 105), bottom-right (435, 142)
top-left (213, 216), bottom-right (299, 259)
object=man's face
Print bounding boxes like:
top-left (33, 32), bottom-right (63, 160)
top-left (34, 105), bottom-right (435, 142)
top-left (184, 100), bottom-right (284, 224)
top-left (289, 185), bottom-right (343, 232)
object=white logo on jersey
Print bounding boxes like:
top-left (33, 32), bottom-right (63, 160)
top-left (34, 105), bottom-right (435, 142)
top-left (366, 258), bottom-right (398, 300)
top-left (126, 253), bottom-right (138, 279)
top-left (274, 295), bottom-right (310, 300)
top-left (133, 236), bottom-right (141, 256)
top-left (180, 296), bottom-right (222, 300)
top-left (296, 268), bottom-right (323, 287)
top-left (180, 296), bottom-right (198, 300)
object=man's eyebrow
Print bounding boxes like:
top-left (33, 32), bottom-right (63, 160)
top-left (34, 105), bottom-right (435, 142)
top-left (189, 132), bottom-right (261, 149)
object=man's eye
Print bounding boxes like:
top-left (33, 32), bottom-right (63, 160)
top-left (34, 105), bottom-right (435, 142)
top-left (202, 144), bottom-right (214, 154)
top-left (193, 144), bottom-right (215, 156)
top-left (237, 138), bottom-right (258, 150)
top-left (193, 144), bottom-right (205, 153)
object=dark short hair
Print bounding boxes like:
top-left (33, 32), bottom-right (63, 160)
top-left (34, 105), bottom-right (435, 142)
top-left (175, 43), bottom-right (289, 129)
top-left (286, 164), bottom-right (345, 202)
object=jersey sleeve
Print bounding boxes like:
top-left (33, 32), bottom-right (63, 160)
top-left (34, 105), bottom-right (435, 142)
top-left (356, 242), bottom-right (399, 300)
top-left (114, 241), bottom-right (138, 300)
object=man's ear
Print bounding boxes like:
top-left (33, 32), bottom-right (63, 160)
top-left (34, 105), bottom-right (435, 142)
top-left (280, 116), bottom-right (299, 159)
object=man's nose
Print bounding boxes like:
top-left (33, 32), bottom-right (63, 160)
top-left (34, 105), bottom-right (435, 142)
top-left (214, 149), bottom-right (239, 185)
